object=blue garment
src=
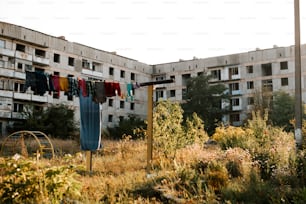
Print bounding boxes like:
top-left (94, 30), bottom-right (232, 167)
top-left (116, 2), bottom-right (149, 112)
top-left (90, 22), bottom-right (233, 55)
top-left (79, 90), bottom-right (102, 151)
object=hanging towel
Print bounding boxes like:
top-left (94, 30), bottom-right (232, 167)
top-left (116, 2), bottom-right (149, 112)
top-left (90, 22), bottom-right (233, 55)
top-left (52, 75), bottom-right (60, 92)
top-left (78, 78), bottom-right (87, 97)
top-left (79, 90), bottom-right (102, 151)
top-left (93, 81), bottom-right (107, 104)
top-left (59, 77), bottom-right (69, 92)
top-left (68, 77), bottom-right (79, 97)
top-left (104, 82), bottom-right (116, 97)
top-left (113, 82), bottom-right (121, 96)
top-left (48, 74), bottom-right (55, 94)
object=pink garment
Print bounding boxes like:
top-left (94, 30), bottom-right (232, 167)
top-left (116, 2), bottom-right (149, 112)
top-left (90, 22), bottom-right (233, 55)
top-left (78, 79), bottom-right (87, 97)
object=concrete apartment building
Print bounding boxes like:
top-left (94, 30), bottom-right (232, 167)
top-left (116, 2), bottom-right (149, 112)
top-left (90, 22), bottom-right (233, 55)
top-left (0, 21), bottom-right (305, 136)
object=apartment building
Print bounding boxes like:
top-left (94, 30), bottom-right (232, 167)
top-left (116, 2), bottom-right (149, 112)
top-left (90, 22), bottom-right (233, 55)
top-left (154, 46), bottom-right (306, 126)
top-left (0, 21), bottom-right (305, 136)
top-left (0, 22), bottom-right (152, 136)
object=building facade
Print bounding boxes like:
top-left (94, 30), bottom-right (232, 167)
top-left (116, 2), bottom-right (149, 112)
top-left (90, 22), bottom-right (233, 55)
top-left (0, 21), bottom-right (306, 136)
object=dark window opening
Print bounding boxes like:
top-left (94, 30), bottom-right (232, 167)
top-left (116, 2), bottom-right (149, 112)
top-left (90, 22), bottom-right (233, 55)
top-left (130, 102), bottom-right (135, 110)
top-left (109, 67), bottom-right (114, 76)
top-left (170, 90), bottom-right (176, 97)
top-left (17, 63), bottom-right (23, 70)
top-left (131, 73), bottom-right (135, 80)
top-left (120, 101), bottom-right (125, 109)
top-left (262, 63), bottom-right (272, 76)
top-left (16, 44), bottom-right (25, 52)
top-left (108, 98), bottom-right (113, 107)
top-left (68, 57), bottom-right (75, 66)
top-left (108, 114), bottom-right (113, 122)
top-left (281, 77), bottom-right (288, 86)
top-left (53, 53), bottom-right (60, 63)
top-left (82, 59), bottom-right (90, 68)
top-left (35, 49), bottom-right (46, 57)
top-left (247, 81), bottom-right (254, 89)
top-left (280, 61), bottom-right (288, 70)
top-left (247, 97), bottom-right (254, 105)
top-left (120, 70), bottom-right (125, 78)
top-left (246, 65), bottom-right (253, 74)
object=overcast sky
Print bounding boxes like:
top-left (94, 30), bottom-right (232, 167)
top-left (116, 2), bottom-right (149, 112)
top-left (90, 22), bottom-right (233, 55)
top-left (0, 0), bottom-right (305, 64)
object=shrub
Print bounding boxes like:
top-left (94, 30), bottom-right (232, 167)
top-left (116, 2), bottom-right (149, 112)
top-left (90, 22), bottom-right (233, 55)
top-left (0, 156), bottom-right (81, 203)
top-left (205, 161), bottom-right (229, 192)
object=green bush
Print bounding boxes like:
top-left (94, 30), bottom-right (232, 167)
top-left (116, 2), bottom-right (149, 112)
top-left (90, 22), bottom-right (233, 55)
top-left (0, 156), bottom-right (81, 203)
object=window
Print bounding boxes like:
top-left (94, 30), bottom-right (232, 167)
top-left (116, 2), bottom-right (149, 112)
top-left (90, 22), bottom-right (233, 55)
top-left (232, 98), bottom-right (240, 106)
top-left (230, 113), bottom-right (240, 122)
top-left (280, 61), bottom-right (288, 70)
top-left (247, 97), bottom-right (254, 105)
top-left (82, 59), bottom-right (90, 68)
top-left (92, 62), bottom-right (101, 71)
top-left (170, 90), bottom-right (176, 97)
top-left (229, 67), bottom-right (239, 75)
top-left (197, 72), bottom-right (203, 76)
top-left (230, 83), bottom-right (239, 91)
top-left (170, 75), bottom-right (175, 80)
top-left (130, 102), bottom-right (135, 110)
top-left (108, 114), bottom-right (113, 122)
top-left (281, 77), bottom-right (288, 86)
top-left (14, 83), bottom-right (24, 93)
top-left (262, 63), bottom-right (272, 76)
top-left (211, 70), bottom-right (221, 80)
top-left (16, 44), bottom-right (25, 52)
top-left (156, 88), bottom-right (164, 101)
top-left (17, 63), bottom-right (23, 70)
top-left (182, 88), bottom-right (187, 100)
top-left (0, 39), bottom-right (4, 48)
top-left (247, 81), bottom-right (254, 89)
top-left (108, 98), bottom-right (113, 107)
top-left (53, 53), bottom-right (60, 63)
top-left (109, 67), bottom-right (114, 76)
top-left (25, 64), bottom-right (33, 71)
top-left (35, 49), bottom-right (46, 57)
top-left (13, 103), bottom-right (24, 112)
top-left (120, 101), bottom-right (125, 109)
top-left (246, 65), bottom-right (253, 74)
top-left (131, 72), bottom-right (135, 80)
top-left (262, 79), bottom-right (273, 91)
top-left (120, 70), bottom-right (125, 78)
top-left (68, 57), bottom-right (74, 66)
top-left (119, 116), bottom-right (124, 122)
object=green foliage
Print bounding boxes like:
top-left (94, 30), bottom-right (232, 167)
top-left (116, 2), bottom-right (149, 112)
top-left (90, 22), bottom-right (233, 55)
top-left (270, 91), bottom-right (295, 131)
top-left (0, 156), bottom-right (81, 203)
top-left (153, 101), bottom-right (208, 159)
top-left (9, 104), bottom-right (78, 139)
top-left (107, 115), bottom-right (146, 140)
top-left (182, 74), bottom-right (228, 135)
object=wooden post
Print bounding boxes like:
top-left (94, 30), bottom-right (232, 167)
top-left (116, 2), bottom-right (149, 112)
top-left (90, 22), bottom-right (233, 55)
top-left (86, 151), bottom-right (92, 173)
top-left (147, 85), bottom-right (153, 173)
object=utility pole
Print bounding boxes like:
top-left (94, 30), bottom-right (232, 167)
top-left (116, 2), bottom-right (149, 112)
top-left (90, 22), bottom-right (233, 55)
top-left (294, 0), bottom-right (303, 148)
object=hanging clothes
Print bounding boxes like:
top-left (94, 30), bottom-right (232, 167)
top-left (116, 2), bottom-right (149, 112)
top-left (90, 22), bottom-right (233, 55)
top-left (79, 89), bottom-right (102, 151)
top-left (51, 75), bottom-right (60, 92)
top-left (68, 77), bottom-right (79, 97)
top-left (104, 81), bottom-right (115, 97)
top-left (48, 74), bottom-right (55, 95)
top-left (24, 71), bottom-right (36, 92)
top-left (86, 80), bottom-right (94, 97)
top-left (113, 82), bottom-right (121, 96)
top-left (59, 77), bottom-right (69, 92)
top-left (35, 72), bottom-right (48, 96)
top-left (78, 78), bottom-right (87, 97)
top-left (93, 81), bottom-right (107, 104)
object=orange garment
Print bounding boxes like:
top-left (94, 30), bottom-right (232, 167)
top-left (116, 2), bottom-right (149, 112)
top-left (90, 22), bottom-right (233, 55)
top-left (59, 77), bottom-right (69, 92)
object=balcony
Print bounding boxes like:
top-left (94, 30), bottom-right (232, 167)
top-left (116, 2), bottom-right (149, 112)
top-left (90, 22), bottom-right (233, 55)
top-left (0, 47), bottom-right (15, 57)
top-left (0, 67), bottom-right (14, 77)
top-left (13, 92), bottom-right (48, 103)
top-left (33, 55), bottom-right (49, 66)
top-left (0, 90), bottom-right (13, 97)
top-left (232, 105), bottom-right (242, 111)
top-left (11, 112), bottom-right (24, 119)
top-left (14, 71), bottom-right (26, 79)
top-left (82, 69), bottom-right (103, 78)
top-left (0, 111), bottom-right (11, 118)
top-left (15, 51), bottom-right (32, 61)
top-left (231, 90), bottom-right (242, 95)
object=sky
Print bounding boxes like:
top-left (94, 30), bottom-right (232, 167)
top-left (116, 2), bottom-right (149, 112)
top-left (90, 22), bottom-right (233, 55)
top-left (0, 0), bottom-right (305, 64)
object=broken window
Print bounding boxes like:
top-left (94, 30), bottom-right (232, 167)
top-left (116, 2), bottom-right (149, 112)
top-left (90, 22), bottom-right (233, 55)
top-left (68, 57), bottom-right (75, 66)
top-left (53, 53), bottom-right (60, 63)
top-left (120, 70), bottom-right (125, 78)
top-left (35, 49), bottom-right (46, 57)
top-left (246, 65), bottom-right (253, 74)
top-left (262, 63), bottom-right (272, 76)
top-left (16, 44), bottom-right (25, 52)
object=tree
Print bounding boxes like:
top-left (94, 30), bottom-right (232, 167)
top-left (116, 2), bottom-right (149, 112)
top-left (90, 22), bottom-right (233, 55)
top-left (9, 104), bottom-right (78, 139)
top-left (182, 74), bottom-right (228, 135)
top-left (270, 91), bottom-right (295, 131)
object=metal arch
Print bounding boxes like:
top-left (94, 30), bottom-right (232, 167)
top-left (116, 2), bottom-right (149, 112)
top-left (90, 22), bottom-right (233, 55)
top-left (0, 130), bottom-right (55, 159)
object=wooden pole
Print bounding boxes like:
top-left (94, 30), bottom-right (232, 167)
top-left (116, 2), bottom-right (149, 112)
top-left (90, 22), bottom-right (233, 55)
top-left (294, 0), bottom-right (303, 148)
top-left (147, 85), bottom-right (153, 173)
top-left (86, 150), bottom-right (92, 173)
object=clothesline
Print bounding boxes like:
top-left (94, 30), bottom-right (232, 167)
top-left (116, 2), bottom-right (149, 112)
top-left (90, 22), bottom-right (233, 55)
top-left (23, 71), bottom-right (141, 104)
